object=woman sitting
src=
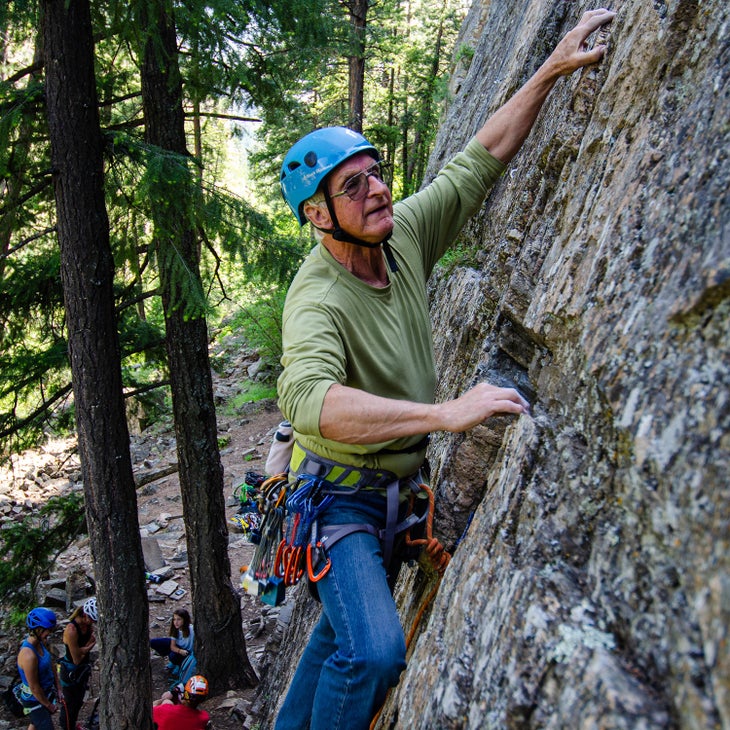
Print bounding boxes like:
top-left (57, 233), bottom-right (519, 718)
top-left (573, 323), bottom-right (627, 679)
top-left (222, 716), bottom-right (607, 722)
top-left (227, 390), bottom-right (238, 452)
top-left (150, 608), bottom-right (194, 676)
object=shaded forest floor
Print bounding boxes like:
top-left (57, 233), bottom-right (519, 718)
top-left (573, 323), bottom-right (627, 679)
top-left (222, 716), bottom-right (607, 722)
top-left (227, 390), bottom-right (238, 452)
top-left (0, 336), bottom-right (287, 729)
top-left (141, 395), bottom-right (284, 729)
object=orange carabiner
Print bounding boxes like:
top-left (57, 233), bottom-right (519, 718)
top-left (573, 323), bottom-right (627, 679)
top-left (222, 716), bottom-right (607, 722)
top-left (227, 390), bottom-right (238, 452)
top-left (284, 546), bottom-right (305, 585)
top-left (307, 542), bottom-right (331, 582)
top-left (273, 538), bottom-right (288, 579)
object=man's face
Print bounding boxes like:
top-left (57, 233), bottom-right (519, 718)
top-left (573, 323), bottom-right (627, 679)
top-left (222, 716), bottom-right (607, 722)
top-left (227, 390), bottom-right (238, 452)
top-left (328, 152), bottom-right (394, 244)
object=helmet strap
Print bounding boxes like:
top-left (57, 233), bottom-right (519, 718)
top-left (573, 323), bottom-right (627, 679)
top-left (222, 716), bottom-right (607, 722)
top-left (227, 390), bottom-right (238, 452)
top-left (321, 186), bottom-right (399, 273)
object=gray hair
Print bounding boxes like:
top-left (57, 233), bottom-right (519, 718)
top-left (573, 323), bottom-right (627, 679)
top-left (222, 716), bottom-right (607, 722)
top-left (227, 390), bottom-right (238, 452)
top-left (304, 190), bottom-right (327, 242)
top-left (305, 189), bottom-right (326, 207)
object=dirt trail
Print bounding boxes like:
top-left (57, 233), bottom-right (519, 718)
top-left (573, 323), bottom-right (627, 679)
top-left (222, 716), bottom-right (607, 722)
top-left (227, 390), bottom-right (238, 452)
top-left (0, 377), bottom-right (287, 728)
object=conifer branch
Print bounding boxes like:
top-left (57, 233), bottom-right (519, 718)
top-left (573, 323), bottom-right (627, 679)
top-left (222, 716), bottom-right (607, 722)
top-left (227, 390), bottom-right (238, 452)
top-left (115, 288), bottom-right (159, 314)
top-left (0, 384), bottom-right (72, 440)
top-left (124, 380), bottom-right (171, 399)
top-left (1, 226), bottom-right (57, 259)
top-left (0, 177), bottom-right (53, 219)
top-left (185, 112), bottom-right (262, 123)
top-left (3, 60), bottom-right (43, 85)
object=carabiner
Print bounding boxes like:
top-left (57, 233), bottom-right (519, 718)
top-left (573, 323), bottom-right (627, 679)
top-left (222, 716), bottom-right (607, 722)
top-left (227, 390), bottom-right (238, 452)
top-left (284, 546), bottom-right (305, 585)
top-left (273, 538), bottom-right (287, 579)
top-left (307, 542), bottom-right (331, 582)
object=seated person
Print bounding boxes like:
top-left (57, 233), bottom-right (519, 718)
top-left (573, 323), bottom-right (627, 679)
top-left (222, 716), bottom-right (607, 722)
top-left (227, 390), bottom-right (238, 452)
top-left (152, 675), bottom-right (211, 730)
top-left (150, 608), bottom-right (194, 674)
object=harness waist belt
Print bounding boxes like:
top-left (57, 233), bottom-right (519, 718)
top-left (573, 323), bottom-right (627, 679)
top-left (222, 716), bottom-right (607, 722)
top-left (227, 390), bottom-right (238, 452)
top-left (290, 442), bottom-right (399, 492)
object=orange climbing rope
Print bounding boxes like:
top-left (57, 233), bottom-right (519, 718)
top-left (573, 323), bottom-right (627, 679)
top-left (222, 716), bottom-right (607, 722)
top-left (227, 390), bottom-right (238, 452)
top-left (369, 484), bottom-right (451, 730)
top-left (404, 484), bottom-right (450, 575)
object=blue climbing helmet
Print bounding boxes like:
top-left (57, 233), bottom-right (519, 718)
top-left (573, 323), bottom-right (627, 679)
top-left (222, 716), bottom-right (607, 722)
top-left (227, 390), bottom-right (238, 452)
top-left (280, 126), bottom-right (379, 225)
top-left (26, 607), bottom-right (57, 631)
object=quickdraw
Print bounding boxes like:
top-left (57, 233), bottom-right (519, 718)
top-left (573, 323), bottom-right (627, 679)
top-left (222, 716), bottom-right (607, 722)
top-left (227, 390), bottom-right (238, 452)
top-left (275, 476), bottom-right (334, 587)
top-left (239, 473), bottom-right (289, 606)
top-left (306, 528), bottom-right (331, 583)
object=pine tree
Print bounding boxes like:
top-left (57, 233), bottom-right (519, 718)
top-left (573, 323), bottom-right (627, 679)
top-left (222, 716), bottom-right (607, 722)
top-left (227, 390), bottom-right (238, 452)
top-left (41, 0), bottom-right (154, 725)
top-left (136, 0), bottom-right (257, 690)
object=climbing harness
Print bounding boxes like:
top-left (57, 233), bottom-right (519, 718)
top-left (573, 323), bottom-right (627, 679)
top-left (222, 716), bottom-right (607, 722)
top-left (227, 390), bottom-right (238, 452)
top-left (239, 442), bottom-right (449, 614)
top-left (288, 443), bottom-right (432, 582)
top-left (239, 448), bottom-right (452, 730)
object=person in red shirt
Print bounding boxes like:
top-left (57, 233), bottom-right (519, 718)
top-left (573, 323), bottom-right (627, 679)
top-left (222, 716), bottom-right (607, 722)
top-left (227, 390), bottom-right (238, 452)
top-left (152, 675), bottom-right (211, 730)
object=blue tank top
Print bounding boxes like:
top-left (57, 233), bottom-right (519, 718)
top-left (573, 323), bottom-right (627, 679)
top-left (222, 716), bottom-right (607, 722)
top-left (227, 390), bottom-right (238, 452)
top-left (17, 639), bottom-right (55, 703)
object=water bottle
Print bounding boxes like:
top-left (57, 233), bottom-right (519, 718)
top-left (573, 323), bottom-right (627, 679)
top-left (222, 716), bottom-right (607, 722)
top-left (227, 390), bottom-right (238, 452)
top-left (265, 420), bottom-right (293, 475)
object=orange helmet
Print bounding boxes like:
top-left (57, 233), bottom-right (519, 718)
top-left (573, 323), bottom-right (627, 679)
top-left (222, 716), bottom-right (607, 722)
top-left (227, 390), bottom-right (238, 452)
top-left (183, 675), bottom-right (209, 700)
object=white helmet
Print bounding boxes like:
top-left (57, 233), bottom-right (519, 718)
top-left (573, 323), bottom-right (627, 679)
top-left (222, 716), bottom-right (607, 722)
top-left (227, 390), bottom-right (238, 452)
top-left (83, 597), bottom-right (98, 622)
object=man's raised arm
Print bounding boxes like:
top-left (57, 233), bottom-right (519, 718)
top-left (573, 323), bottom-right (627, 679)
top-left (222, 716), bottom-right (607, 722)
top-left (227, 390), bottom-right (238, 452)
top-left (476, 8), bottom-right (616, 164)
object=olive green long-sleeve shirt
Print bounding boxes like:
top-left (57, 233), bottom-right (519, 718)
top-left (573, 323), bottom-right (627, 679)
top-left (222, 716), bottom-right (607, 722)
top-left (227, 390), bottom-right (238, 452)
top-left (277, 139), bottom-right (505, 477)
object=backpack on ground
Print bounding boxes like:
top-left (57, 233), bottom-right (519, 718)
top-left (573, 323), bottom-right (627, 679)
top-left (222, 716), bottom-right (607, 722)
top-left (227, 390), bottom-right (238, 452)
top-left (2, 677), bottom-right (24, 719)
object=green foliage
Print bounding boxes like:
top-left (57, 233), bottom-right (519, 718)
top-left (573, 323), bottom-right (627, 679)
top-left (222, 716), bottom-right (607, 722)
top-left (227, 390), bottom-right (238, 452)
top-left (201, 182), bottom-right (309, 288)
top-left (0, 492), bottom-right (88, 617)
top-left (0, 0), bottom-right (464, 456)
top-left (176, 0), bottom-right (336, 115)
top-left (229, 382), bottom-right (278, 410)
top-left (0, 248), bottom-right (64, 339)
top-left (0, 239), bottom-right (73, 450)
top-left (437, 242), bottom-right (479, 274)
top-left (217, 286), bottom-right (287, 372)
top-left (252, 0), bottom-right (468, 208)
top-left (454, 42), bottom-right (475, 68)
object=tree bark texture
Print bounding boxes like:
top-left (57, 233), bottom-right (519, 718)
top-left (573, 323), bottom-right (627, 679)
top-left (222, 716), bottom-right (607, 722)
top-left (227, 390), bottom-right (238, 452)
top-left (345, 0), bottom-right (368, 132)
top-left (139, 0), bottom-right (257, 691)
top-left (41, 0), bottom-right (153, 727)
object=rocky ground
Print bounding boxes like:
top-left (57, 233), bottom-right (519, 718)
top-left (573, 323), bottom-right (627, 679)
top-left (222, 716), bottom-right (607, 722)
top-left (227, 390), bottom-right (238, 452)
top-left (0, 341), bottom-right (290, 729)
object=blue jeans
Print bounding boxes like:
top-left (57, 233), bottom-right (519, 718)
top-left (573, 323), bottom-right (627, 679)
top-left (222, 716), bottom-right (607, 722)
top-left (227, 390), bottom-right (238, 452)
top-left (150, 637), bottom-right (185, 665)
top-left (274, 489), bottom-right (407, 730)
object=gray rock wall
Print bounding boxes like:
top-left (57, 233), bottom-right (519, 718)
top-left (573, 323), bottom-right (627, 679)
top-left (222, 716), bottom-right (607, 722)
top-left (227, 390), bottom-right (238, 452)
top-left (253, 1), bottom-right (729, 728)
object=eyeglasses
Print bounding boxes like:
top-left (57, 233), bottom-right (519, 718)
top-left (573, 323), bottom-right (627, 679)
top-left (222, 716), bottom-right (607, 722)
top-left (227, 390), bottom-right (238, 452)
top-left (330, 161), bottom-right (390, 202)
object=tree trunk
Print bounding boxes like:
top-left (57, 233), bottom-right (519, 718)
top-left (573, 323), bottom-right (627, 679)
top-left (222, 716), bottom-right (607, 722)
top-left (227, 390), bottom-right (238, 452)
top-left (41, 0), bottom-right (153, 728)
top-left (345, 0), bottom-right (368, 132)
top-left (138, 0), bottom-right (257, 691)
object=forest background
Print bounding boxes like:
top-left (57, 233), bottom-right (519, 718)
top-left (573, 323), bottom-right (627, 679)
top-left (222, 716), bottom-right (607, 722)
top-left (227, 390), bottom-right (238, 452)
top-left (0, 0), bottom-right (469, 726)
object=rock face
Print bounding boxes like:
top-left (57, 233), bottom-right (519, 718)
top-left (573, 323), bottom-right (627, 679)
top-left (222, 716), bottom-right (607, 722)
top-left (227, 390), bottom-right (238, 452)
top-left (253, 2), bottom-right (729, 728)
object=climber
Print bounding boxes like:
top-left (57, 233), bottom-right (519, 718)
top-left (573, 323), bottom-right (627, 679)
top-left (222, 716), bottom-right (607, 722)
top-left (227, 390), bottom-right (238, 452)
top-left (59, 597), bottom-right (98, 730)
top-left (274, 8), bottom-right (616, 730)
top-left (16, 607), bottom-right (61, 730)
